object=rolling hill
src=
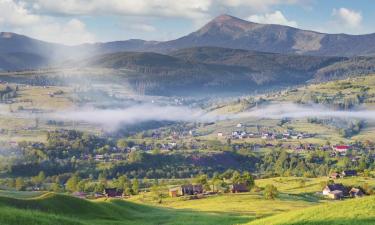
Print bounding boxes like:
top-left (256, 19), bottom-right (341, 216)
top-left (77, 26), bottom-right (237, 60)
top-left (0, 52), bottom-right (47, 71)
top-left (77, 48), bottom-right (375, 95)
top-left (0, 192), bottom-right (247, 225)
top-left (248, 195), bottom-right (375, 225)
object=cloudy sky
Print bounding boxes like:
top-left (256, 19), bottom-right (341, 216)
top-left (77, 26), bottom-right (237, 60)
top-left (1, 0), bottom-right (374, 45)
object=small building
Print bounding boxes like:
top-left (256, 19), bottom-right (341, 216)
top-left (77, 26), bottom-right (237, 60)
top-left (104, 188), bottom-right (123, 198)
top-left (230, 183), bottom-right (249, 193)
top-left (236, 123), bottom-right (242, 128)
top-left (217, 132), bottom-right (223, 137)
top-left (342, 170), bottom-right (357, 177)
top-left (330, 172), bottom-right (341, 179)
top-left (181, 184), bottom-right (203, 195)
top-left (168, 187), bottom-right (180, 197)
top-left (349, 188), bottom-right (364, 198)
top-left (334, 145), bottom-right (350, 153)
top-left (322, 184), bottom-right (348, 197)
top-left (327, 190), bottom-right (343, 199)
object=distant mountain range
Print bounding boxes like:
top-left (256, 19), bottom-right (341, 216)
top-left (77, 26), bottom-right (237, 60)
top-left (2, 14), bottom-right (375, 95)
top-left (75, 47), bottom-right (375, 95)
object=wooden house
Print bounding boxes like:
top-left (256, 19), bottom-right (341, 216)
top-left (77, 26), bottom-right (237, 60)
top-left (181, 184), bottom-right (203, 195)
top-left (230, 183), bottom-right (249, 193)
top-left (104, 188), bottom-right (123, 198)
top-left (349, 188), bottom-right (364, 198)
top-left (168, 187), bottom-right (181, 197)
top-left (342, 170), bottom-right (357, 177)
top-left (327, 190), bottom-right (343, 199)
top-left (323, 184), bottom-right (348, 198)
top-left (330, 172), bottom-right (341, 179)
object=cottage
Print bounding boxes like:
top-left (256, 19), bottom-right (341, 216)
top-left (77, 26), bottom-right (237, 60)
top-left (327, 190), bottom-right (343, 199)
top-left (330, 172), bottom-right (341, 179)
top-left (322, 184), bottom-right (348, 197)
top-left (342, 170), bottom-right (357, 177)
top-left (349, 188), bottom-right (364, 198)
top-left (181, 184), bottom-right (203, 195)
top-left (217, 132), bottom-right (223, 137)
top-left (334, 145), bottom-right (350, 153)
top-left (230, 183), bottom-right (249, 193)
top-left (104, 188), bottom-right (123, 198)
top-left (168, 187), bottom-right (180, 197)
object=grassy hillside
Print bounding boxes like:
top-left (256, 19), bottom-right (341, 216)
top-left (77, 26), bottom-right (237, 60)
top-left (247, 196), bottom-right (375, 225)
top-left (0, 192), bottom-right (250, 225)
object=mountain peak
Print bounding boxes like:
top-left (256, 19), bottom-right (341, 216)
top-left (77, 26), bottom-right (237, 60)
top-left (194, 14), bottom-right (263, 37)
top-left (212, 14), bottom-right (239, 22)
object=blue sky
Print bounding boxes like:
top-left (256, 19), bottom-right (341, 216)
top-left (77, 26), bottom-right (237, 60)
top-left (2, 0), bottom-right (375, 45)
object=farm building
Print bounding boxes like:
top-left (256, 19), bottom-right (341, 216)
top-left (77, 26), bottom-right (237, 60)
top-left (322, 183), bottom-right (348, 198)
top-left (342, 170), bottom-right (357, 177)
top-left (330, 172), bottom-right (341, 179)
top-left (333, 145), bottom-right (350, 154)
top-left (168, 187), bottom-right (181, 197)
top-left (181, 184), bottom-right (203, 195)
top-left (349, 188), bottom-right (364, 198)
top-left (230, 183), bottom-right (249, 193)
top-left (327, 190), bottom-right (343, 199)
top-left (104, 188), bottom-right (123, 198)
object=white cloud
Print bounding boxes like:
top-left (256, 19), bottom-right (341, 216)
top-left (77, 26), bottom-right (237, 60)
top-left (30, 0), bottom-right (212, 20)
top-left (127, 23), bottom-right (156, 32)
top-left (0, 0), bottom-right (96, 45)
top-left (29, 19), bottom-right (96, 45)
top-left (332, 8), bottom-right (362, 28)
top-left (247, 11), bottom-right (298, 27)
top-left (0, 0), bottom-right (39, 26)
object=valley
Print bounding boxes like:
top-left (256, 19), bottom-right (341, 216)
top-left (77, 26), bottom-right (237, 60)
top-left (0, 6), bottom-right (375, 225)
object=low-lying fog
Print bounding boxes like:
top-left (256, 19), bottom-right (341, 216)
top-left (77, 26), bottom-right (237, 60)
top-left (3, 103), bottom-right (375, 130)
top-left (48, 103), bottom-right (375, 129)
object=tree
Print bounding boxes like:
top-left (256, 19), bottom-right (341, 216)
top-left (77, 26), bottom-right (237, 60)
top-left (15, 177), bottom-right (25, 191)
top-left (151, 183), bottom-right (165, 204)
top-left (94, 183), bottom-right (105, 193)
top-left (77, 180), bottom-right (87, 192)
top-left (132, 179), bottom-right (139, 195)
top-left (264, 184), bottom-right (278, 200)
top-left (50, 183), bottom-right (63, 192)
top-left (128, 151), bottom-right (144, 163)
top-left (231, 171), bottom-right (241, 184)
top-left (117, 138), bottom-right (128, 150)
top-left (242, 172), bottom-right (255, 190)
top-left (32, 171), bottom-right (46, 187)
top-left (66, 174), bottom-right (79, 192)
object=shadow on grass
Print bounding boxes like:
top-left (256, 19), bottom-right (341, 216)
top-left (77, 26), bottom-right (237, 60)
top-left (0, 193), bottom-right (254, 225)
top-left (111, 199), bottom-right (254, 225)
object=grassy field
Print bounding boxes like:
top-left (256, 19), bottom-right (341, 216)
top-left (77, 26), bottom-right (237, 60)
top-left (0, 192), bottom-right (250, 225)
top-left (0, 176), bottom-right (374, 225)
top-left (248, 196), bottom-right (375, 225)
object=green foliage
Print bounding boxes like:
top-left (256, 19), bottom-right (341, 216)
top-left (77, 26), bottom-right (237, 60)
top-left (264, 184), bottom-right (278, 200)
top-left (15, 178), bottom-right (25, 191)
top-left (65, 174), bottom-right (79, 193)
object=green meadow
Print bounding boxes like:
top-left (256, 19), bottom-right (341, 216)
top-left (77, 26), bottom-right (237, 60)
top-left (0, 177), bottom-right (374, 225)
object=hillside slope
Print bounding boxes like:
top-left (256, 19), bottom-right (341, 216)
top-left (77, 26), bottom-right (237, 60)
top-left (78, 48), bottom-right (375, 95)
top-left (0, 192), bottom-right (248, 225)
top-left (248, 196), bottom-right (375, 225)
